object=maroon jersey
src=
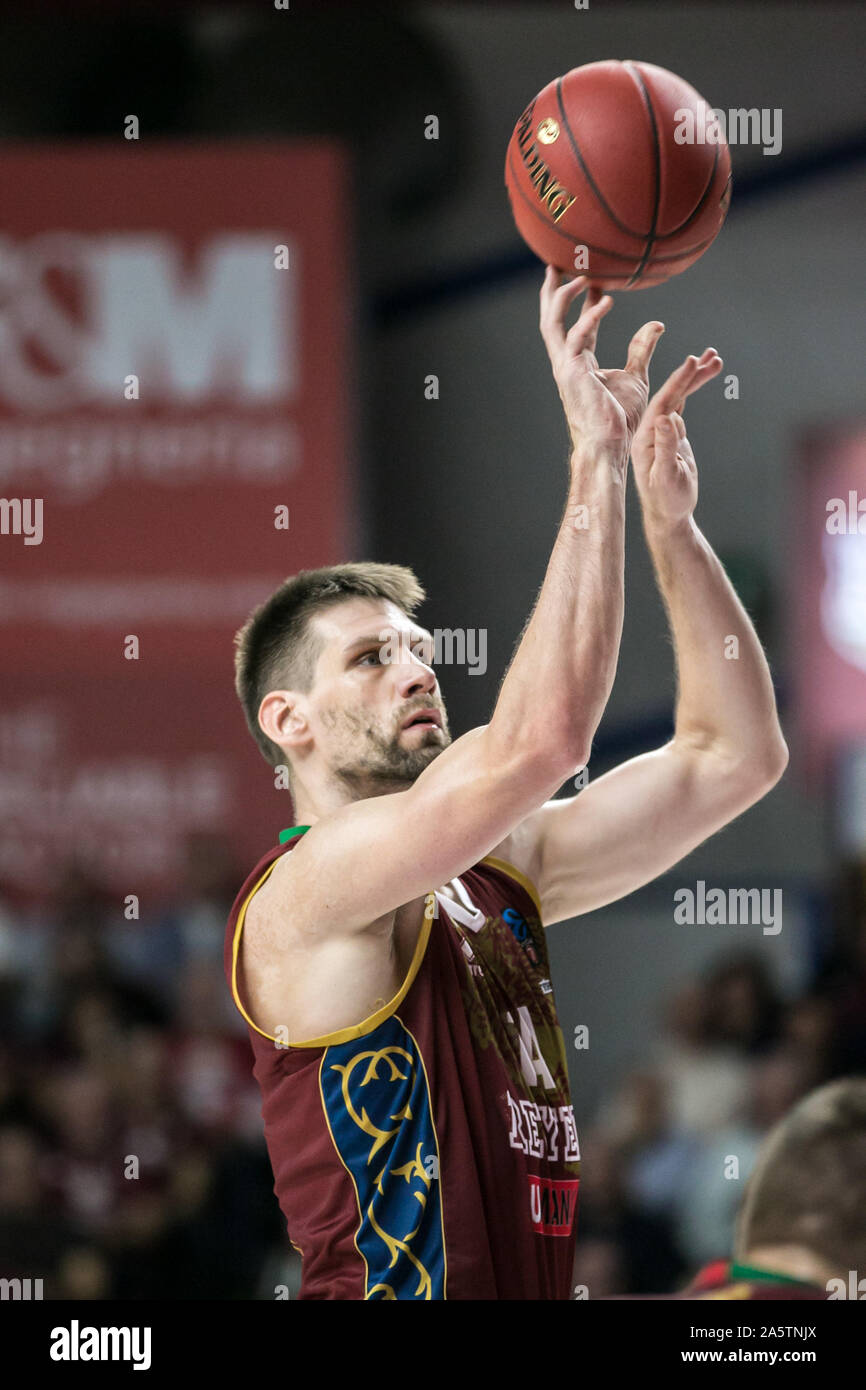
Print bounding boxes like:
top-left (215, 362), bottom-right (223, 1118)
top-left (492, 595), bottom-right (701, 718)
top-left (225, 824), bottom-right (581, 1300)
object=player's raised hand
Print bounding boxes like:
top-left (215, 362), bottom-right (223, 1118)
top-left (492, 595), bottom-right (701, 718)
top-left (539, 265), bottom-right (665, 457)
top-left (630, 347), bottom-right (723, 529)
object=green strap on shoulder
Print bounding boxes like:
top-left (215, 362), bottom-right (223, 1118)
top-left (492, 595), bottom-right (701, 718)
top-left (278, 825), bottom-right (310, 844)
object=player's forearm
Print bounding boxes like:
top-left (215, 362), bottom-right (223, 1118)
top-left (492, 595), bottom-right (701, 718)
top-left (644, 512), bottom-right (787, 772)
top-left (489, 443), bottom-right (627, 769)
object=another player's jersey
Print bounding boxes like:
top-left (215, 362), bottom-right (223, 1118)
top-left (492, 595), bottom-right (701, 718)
top-left (224, 824), bottom-right (581, 1300)
top-left (611, 1259), bottom-right (830, 1301)
top-left (683, 1260), bottom-right (830, 1301)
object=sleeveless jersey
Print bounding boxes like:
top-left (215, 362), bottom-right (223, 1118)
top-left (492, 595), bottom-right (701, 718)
top-left (224, 824), bottom-right (581, 1300)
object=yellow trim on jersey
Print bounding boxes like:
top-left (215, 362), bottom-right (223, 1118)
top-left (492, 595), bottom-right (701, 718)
top-left (480, 854), bottom-right (543, 921)
top-left (230, 868), bottom-right (436, 1048)
top-left (230, 858), bottom-right (283, 1041)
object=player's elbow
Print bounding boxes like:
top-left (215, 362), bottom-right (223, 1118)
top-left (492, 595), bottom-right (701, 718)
top-left (488, 717), bottom-right (590, 787)
top-left (734, 735), bottom-right (790, 802)
top-left (544, 713), bottom-right (594, 775)
top-left (680, 731), bottom-right (789, 814)
top-left (521, 737), bottom-right (590, 798)
top-left (754, 732), bottom-right (789, 785)
top-left (538, 727), bottom-right (592, 783)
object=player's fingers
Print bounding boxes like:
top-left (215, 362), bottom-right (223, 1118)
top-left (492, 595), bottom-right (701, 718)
top-left (566, 291), bottom-right (613, 354)
top-left (538, 265), bottom-right (560, 332)
top-left (539, 265), bottom-right (566, 318)
top-left (548, 270), bottom-right (590, 315)
top-left (685, 347), bottom-right (722, 377)
top-left (689, 348), bottom-right (723, 384)
top-left (625, 320), bottom-right (665, 378)
top-left (651, 353), bottom-right (706, 413)
top-left (540, 269), bottom-right (589, 343)
top-left (554, 275), bottom-right (593, 330)
top-left (673, 352), bottom-right (723, 411)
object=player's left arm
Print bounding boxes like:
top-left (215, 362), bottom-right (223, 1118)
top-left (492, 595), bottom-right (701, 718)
top-left (496, 344), bottom-right (789, 926)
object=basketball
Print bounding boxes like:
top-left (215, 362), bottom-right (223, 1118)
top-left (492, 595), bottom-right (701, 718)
top-left (504, 59), bottom-right (732, 289)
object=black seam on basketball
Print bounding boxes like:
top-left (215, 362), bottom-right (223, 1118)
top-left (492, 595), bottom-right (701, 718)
top-left (506, 147), bottom-right (645, 268)
top-left (554, 77), bottom-right (653, 241)
top-left (622, 62), bottom-right (662, 288)
top-left (649, 229), bottom-right (723, 261)
top-left (653, 140), bottom-right (721, 241)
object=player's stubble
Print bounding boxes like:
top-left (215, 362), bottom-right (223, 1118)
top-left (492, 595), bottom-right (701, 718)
top-left (319, 701), bottom-right (452, 798)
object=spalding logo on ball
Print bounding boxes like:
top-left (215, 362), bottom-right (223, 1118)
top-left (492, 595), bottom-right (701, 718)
top-left (505, 59), bottom-right (732, 289)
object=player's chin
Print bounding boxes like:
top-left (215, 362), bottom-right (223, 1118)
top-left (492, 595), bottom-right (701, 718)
top-left (398, 733), bottom-right (448, 770)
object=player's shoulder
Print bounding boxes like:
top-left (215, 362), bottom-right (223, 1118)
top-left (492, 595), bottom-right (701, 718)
top-left (244, 823), bottom-right (397, 944)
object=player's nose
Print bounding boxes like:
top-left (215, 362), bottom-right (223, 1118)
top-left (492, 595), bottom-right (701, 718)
top-left (396, 658), bottom-right (438, 699)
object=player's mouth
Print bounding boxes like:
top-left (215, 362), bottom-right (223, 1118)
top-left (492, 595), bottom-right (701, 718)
top-left (401, 708), bottom-right (442, 732)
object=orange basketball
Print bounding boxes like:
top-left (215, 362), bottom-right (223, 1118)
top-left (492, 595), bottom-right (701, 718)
top-left (504, 59), bottom-right (732, 290)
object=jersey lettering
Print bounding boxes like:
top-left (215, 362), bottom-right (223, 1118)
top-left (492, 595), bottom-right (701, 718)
top-left (507, 1093), bottom-right (580, 1163)
top-left (505, 1005), bottom-right (556, 1090)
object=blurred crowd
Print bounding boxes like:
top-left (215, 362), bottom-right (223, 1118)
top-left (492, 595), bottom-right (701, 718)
top-left (1, 839), bottom-right (865, 1299)
top-left (574, 865), bottom-right (866, 1295)
top-left (0, 835), bottom-right (299, 1300)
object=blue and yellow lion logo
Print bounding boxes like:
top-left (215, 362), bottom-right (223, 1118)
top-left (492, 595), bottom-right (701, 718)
top-left (319, 1014), bottom-right (445, 1299)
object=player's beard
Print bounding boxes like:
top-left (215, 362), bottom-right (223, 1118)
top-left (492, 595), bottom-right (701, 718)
top-left (321, 702), bottom-right (450, 797)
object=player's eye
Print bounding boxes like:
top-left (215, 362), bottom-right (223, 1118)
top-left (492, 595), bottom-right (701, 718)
top-left (357, 649), bottom-right (382, 666)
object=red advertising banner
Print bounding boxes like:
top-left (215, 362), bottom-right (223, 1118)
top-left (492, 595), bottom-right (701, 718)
top-left (793, 423), bottom-right (866, 783)
top-left (0, 142), bottom-right (353, 901)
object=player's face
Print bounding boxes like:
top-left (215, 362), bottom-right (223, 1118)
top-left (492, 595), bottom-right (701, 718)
top-left (308, 598), bottom-right (451, 793)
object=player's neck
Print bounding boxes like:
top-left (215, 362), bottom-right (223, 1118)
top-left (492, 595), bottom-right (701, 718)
top-left (291, 772), bottom-right (413, 823)
top-left (289, 777), bottom-right (355, 823)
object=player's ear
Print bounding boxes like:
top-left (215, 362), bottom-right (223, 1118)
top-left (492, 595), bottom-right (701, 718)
top-left (259, 689), bottom-right (309, 753)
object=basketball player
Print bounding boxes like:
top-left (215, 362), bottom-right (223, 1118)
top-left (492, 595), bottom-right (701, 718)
top-left (612, 1078), bottom-right (866, 1300)
top-left (225, 271), bottom-right (788, 1300)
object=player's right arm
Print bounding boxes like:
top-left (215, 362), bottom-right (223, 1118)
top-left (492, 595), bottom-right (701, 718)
top-left (262, 274), bottom-right (675, 935)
